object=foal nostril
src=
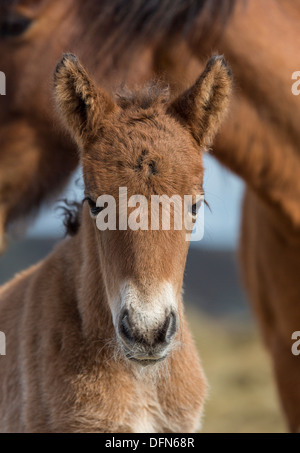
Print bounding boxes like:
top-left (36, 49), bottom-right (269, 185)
top-left (156, 312), bottom-right (178, 345)
top-left (119, 309), bottom-right (134, 345)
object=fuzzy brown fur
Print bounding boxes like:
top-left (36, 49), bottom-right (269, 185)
top-left (0, 55), bottom-right (232, 432)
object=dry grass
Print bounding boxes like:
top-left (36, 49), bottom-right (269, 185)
top-left (187, 308), bottom-right (286, 433)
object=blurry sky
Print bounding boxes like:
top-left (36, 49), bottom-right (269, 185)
top-left (28, 154), bottom-right (244, 250)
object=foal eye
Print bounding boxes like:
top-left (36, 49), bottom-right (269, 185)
top-left (191, 195), bottom-right (205, 219)
top-left (0, 14), bottom-right (32, 39)
top-left (192, 204), bottom-right (198, 217)
top-left (84, 197), bottom-right (103, 217)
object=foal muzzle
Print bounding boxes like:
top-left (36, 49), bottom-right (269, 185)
top-left (118, 308), bottom-right (178, 365)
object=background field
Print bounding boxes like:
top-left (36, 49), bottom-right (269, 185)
top-left (188, 310), bottom-right (285, 433)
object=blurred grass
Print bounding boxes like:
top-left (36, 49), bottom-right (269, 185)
top-left (187, 309), bottom-right (286, 433)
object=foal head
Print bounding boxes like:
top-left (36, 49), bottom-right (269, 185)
top-left (54, 54), bottom-right (232, 366)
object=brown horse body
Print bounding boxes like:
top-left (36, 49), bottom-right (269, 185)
top-left (0, 55), bottom-right (232, 432)
top-left (1, 0), bottom-right (300, 432)
top-left (206, 1), bottom-right (300, 432)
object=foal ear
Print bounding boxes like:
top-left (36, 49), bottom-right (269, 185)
top-left (169, 55), bottom-right (232, 149)
top-left (54, 54), bottom-right (116, 145)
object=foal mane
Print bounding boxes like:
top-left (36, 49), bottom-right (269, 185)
top-left (58, 200), bottom-right (82, 237)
